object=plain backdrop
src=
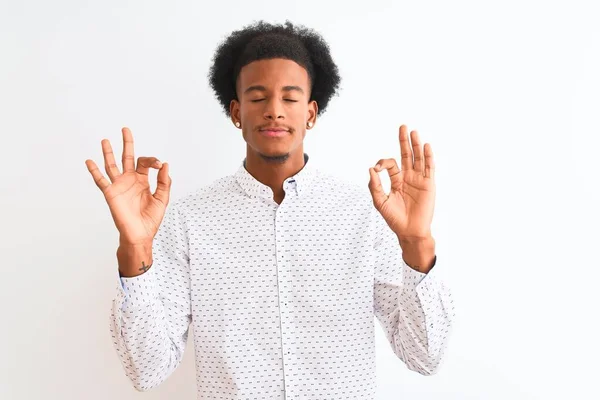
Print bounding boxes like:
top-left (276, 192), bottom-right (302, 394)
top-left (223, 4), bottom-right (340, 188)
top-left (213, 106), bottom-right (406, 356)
top-left (1, 0), bottom-right (598, 399)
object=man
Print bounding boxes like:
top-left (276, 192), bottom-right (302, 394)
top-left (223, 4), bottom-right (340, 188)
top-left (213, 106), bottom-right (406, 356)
top-left (85, 20), bottom-right (454, 400)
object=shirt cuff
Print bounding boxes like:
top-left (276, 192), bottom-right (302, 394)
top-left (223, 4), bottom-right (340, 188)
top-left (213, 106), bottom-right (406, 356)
top-left (116, 265), bottom-right (159, 308)
top-left (401, 259), bottom-right (428, 291)
top-left (401, 256), bottom-right (442, 293)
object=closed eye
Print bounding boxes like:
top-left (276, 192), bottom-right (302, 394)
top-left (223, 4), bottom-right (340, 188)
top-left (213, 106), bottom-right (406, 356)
top-left (250, 99), bottom-right (298, 103)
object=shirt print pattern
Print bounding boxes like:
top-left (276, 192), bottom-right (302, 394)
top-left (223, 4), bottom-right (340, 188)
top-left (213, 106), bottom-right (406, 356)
top-left (109, 153), bottom-right (455, 400)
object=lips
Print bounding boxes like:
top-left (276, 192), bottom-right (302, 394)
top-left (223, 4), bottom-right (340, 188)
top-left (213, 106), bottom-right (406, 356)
top-left (260, 130), bottom-right (287, 138)
top-left (259, 128), bottom-right (289, 138)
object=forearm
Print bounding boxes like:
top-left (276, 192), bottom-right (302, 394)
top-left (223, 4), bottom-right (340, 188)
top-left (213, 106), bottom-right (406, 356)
top-left (395, 265), bottom-right (454, 375)
top-left (110, 266), bottom-right (190, 391)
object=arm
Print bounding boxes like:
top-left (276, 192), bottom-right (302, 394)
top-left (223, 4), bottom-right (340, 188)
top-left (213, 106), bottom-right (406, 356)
top-left (109, 203), bottom-right (192, 391)
top-left (372, 208), bottom-right (454, 375)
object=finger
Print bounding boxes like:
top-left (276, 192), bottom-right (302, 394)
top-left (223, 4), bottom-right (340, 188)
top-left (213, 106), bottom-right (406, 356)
top-left (399, 125), bottom-right (413, 171)
top-left (136, 156), bottom-right (162, 176)
top-left (101, 139), bottom-right (121, 182)
top-left (85, 159), bottom-right (111, 192)
top-left (374, 158), bottom-right (402, 187)
top-left (411, 130), bottom-right (424, 173)
top-left (424, 143), bottom-right (435, 179)
top-left (153, 162), bottom-right (171, 205)
top-left (122, 127), bottom-right (136, 173)
top-left (368, 166), bottom-right (387, 209)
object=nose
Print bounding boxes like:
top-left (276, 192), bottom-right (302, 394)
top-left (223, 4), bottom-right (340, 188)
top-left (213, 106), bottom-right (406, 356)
top-left (263, 98), bottom-right (285, 120)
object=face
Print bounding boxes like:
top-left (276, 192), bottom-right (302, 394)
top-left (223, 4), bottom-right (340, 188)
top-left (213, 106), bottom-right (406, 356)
top-left (230, 58), bottom-right (318, 163)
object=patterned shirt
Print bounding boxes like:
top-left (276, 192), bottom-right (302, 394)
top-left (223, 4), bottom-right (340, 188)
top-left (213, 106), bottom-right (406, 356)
top-left (109, 153), bottom-right (454, 400)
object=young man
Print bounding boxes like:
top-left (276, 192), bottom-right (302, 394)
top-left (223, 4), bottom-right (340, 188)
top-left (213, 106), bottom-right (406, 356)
top-left (85, 20), bottom-right (454, 400)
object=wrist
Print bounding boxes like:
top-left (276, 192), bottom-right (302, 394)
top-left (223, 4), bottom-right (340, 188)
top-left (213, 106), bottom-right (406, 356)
top-left (116, 241), bottom-right (153, 278)
top-left (119, 235), bottom-right (153, 247)
top-left (398, 235), bottom-right (436, 273)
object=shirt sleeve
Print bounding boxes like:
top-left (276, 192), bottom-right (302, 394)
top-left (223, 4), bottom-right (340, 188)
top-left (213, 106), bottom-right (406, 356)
top-left (108, 203), bottom-right (192, 391)
top-left (371, 206), bottom-right (455, 375)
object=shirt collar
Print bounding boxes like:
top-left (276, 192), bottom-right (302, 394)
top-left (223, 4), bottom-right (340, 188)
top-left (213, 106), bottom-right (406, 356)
top-left (234, 153), bottom-right (316, 200)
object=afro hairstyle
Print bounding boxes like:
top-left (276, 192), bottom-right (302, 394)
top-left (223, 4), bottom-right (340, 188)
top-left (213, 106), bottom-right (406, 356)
top-left (207, 20), bottom-right (341, 118)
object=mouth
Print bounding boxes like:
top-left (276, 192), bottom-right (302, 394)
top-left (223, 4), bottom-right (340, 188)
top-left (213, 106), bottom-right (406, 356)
top-left (259, 129), bottom-right (289, 138)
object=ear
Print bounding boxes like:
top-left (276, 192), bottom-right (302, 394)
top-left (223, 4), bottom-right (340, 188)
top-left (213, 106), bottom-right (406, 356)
top-left (307, 100), bottom-right (318, 128)
top-left (230, 99), bottom-right (241, 127)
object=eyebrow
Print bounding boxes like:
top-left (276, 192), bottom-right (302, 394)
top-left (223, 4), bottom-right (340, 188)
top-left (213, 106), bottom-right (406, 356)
top-left (243, 85), bottom-right (305, 95)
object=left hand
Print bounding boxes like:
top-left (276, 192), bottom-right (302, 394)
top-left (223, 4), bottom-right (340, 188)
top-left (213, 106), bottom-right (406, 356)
top-left (368, 125), bottom-right (436, 240)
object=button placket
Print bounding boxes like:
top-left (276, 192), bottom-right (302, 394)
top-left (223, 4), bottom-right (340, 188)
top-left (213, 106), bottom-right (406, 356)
top-left (275, 210), bottom-right (295, 363)
top-left (281, 255), bottom-right (293, 356)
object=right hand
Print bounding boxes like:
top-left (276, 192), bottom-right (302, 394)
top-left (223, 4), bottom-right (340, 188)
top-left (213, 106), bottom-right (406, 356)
top-left (85, 127), bottom-right (172, 246)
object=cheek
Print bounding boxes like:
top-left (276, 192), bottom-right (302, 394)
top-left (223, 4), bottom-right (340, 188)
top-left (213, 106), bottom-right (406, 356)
top-left (240, 106), bottom-right (253, 119)
top-left (291, 105), bottom-right (309, 120)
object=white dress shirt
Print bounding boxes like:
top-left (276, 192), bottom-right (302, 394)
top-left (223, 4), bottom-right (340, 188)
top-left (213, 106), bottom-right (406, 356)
top-left (109, 153), bottom-right (454, 400)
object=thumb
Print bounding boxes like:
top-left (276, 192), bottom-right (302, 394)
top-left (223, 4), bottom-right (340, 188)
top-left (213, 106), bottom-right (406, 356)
top-left (368, 167), bottom-right (387, 210)
top-left (153, 162), bottom-right (171, 205)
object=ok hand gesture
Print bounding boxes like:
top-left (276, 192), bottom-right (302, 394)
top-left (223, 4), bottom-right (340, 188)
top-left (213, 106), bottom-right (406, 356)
top-left (85, 127), bottom-right (171, 246)
top-left (368, 125), bottom-right (436, 241)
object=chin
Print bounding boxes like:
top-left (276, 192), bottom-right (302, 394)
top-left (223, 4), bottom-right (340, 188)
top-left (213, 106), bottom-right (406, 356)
top-left (255, 141), bottom-right (291, 155)
top-left (257, 150), bottom-right (291, 163)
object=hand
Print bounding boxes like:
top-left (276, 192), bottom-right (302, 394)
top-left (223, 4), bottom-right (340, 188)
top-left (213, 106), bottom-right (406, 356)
top-left (368, 125), bottom-right (435, 240)
top-left (85, 127), bottom-right (172, 246)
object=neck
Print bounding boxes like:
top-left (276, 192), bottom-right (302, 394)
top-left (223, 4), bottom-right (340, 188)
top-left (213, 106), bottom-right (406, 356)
top-left (244, 146), bottom-right (306, 202)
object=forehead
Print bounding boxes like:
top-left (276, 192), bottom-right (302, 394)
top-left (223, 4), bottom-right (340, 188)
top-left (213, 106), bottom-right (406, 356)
top-left (237, 58), bottom-right (310, 91)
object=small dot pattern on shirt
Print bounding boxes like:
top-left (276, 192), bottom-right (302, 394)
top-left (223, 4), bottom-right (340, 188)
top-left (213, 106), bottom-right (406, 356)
top-left (109, 153), bottom-right (455, 399)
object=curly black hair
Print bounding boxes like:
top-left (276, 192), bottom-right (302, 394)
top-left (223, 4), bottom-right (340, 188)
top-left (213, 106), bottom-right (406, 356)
top-left (208, 20), bottom-right (341, 118)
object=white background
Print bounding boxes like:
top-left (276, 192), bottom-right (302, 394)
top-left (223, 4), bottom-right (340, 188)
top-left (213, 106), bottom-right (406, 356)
top-left (1, 0), bottom-right (598, 399)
